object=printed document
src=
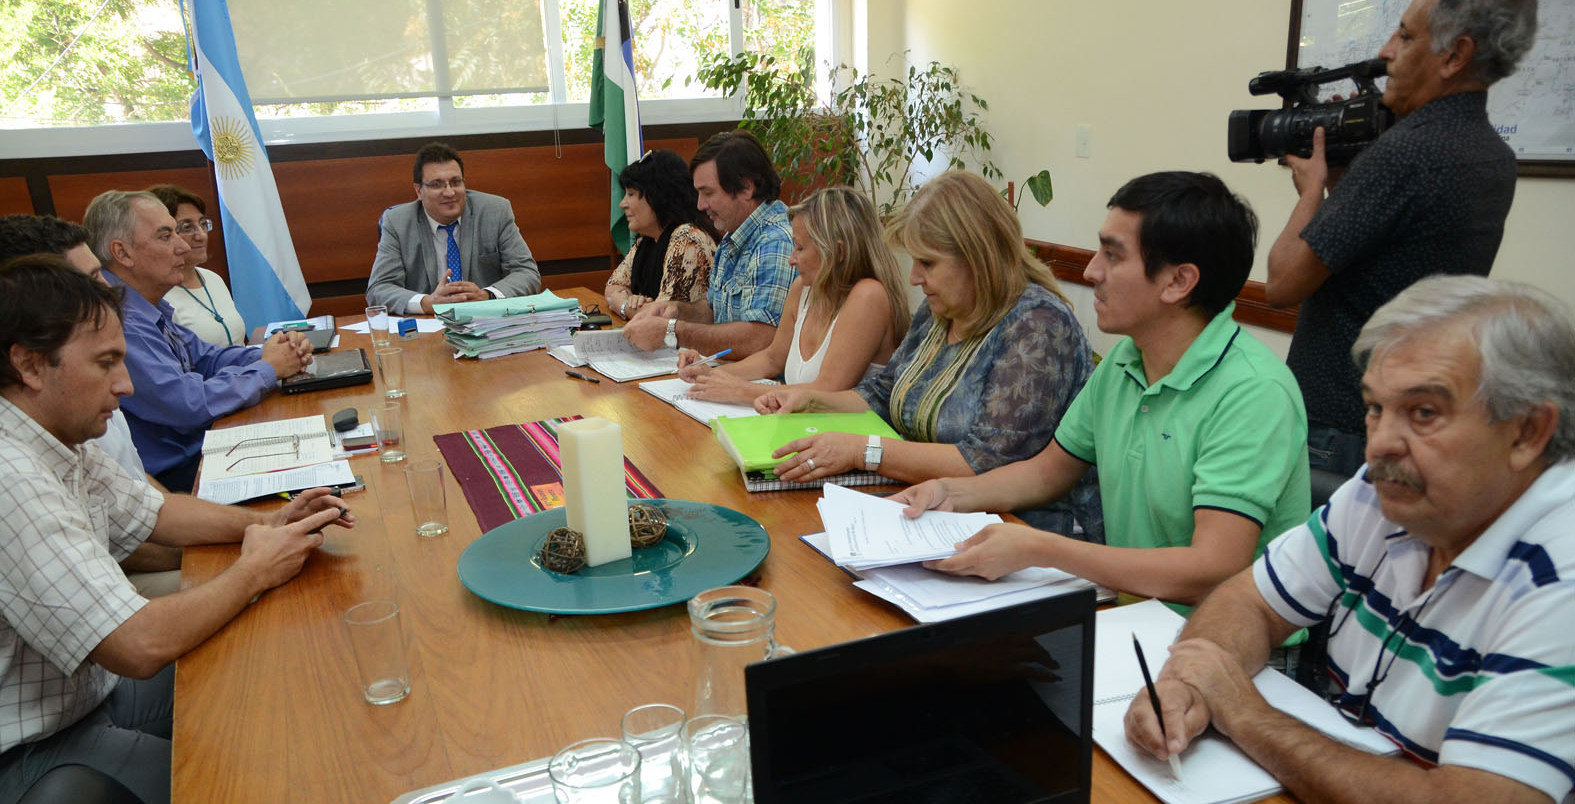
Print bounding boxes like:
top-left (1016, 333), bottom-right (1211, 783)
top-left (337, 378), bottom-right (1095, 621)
top-left (817, 483), bottom-right (1001, 569)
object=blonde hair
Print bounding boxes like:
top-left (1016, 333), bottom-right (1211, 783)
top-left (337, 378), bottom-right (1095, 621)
top-left (789, 187), bottom-right (911, 344)
top-left (886, 170), bottom-right (1063, 338)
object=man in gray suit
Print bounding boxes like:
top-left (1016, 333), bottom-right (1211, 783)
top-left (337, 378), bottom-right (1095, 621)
top-left (366, 142), bottom-right (542, 315)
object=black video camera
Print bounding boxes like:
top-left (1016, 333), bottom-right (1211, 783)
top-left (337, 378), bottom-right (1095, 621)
top-left (1228, 58), bottom-right (1395, 165)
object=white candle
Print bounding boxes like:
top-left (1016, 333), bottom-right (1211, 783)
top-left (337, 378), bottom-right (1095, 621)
top-left (558, 417), bottom-right (632, 567)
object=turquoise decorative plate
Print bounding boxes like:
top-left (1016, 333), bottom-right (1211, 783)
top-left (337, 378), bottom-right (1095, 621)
top-left (456, 500), bottom-right (770, 614)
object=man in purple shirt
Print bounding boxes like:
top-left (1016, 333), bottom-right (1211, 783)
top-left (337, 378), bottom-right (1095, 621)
top-left (82, 190), bottom-right (313, 492)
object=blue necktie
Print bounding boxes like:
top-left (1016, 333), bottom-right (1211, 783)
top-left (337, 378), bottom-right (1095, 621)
top-left (440, 221), bottom-right (461, 283)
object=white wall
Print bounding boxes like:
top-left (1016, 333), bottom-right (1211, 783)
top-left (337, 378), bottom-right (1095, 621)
top-left (890, 0), bottom-right (1575, 356)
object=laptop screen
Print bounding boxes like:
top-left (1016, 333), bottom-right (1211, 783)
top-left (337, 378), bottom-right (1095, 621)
top-left (746, 589), bottom-right (1094, 804)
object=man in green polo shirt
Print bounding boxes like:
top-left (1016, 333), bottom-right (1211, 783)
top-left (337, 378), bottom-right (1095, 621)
top-left (896, 171), bottom-right (1310, 611)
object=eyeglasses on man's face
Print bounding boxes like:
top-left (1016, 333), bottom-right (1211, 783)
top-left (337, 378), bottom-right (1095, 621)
top-left (421, 178), bottom-right (466, 191)
top-left (176, 218), bottom-right (213, 236)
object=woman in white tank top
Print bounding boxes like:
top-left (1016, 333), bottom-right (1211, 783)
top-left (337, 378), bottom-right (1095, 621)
top-left (677, 188), bottom-right (910, 404)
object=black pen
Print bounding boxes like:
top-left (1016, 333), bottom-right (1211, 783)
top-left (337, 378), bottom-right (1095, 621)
top-left (1134, 634), bottom-right (1184, 780)
top-left (565, 370), bottom-right (600, 384)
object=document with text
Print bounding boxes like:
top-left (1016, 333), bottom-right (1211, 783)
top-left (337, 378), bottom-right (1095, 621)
top-left (817, 482), bottom-right (1002, 570)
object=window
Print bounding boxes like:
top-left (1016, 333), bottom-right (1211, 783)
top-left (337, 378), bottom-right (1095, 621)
top-left (1, 0), bottom-right (822, 158)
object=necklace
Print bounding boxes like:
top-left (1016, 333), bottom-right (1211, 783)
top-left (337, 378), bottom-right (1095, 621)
top-left (178, 273), bottom-right (234, 346)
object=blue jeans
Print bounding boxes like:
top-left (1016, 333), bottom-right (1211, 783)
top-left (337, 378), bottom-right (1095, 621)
top-left (0, 664), bottom-right (174, 804)
top-left (1307, 424), bottom-right (1366, 479)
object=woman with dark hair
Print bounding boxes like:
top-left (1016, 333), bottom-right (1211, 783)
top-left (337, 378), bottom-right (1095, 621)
top-left (604, 150), bottom-right (720, 319)
top-left (147, 184), bottom-right (246, 347)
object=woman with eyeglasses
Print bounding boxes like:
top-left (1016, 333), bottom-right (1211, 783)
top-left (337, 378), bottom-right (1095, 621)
top-left (148, 184), bottom-right (246, 347)
top-left (675, 187), bottom-right (910, 404)
top-left (604, 150), bottom-right (721, 320)
top-left (753, 171), bottom-right (1100, 538)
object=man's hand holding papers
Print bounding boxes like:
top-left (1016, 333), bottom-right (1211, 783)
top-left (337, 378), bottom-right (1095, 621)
top-left (809, 485), bottom-right (1099, 622)
top-left (819, 482), bottom-right (1002, 570)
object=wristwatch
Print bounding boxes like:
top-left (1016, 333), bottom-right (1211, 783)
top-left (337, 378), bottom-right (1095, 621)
top-left (864, 435), bottom-right (883, 472)
top-left (664, 318), bottom-right (678, 350)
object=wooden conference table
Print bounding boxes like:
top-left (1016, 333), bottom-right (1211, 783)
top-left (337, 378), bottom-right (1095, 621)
top-left (170, 290), bottom-right (1289, 803)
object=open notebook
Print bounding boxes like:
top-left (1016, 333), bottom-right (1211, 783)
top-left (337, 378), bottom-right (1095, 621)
top-left (1094, 601), bottom-right (1398, 804)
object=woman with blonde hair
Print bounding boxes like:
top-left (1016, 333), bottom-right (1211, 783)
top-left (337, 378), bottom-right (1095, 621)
top-left (677, 187), bottom-right (909, 402)
top-left (757, 170), bottom-right (1101, 536)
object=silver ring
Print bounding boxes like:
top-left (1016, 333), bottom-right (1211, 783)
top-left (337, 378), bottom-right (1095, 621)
top-left (806, 458), bottom-right (816, 471)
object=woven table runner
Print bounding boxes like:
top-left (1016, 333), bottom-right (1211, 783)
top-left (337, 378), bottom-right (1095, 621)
top-left (433, 416), bottom-right (664, 532)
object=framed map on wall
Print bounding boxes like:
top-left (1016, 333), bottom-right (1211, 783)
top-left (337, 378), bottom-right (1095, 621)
top-left (1288, 0), bottom-right (1574, 176)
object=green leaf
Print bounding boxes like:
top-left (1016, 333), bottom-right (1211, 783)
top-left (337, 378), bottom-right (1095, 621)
top-left (1025, 170), bottom-right (1055, 206)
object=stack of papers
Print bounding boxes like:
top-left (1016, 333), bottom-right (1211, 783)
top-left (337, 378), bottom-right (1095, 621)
top-left (196, 460), bottom-right (356, 505)
top-left (806, 484), bottom-right (1100, 621)
top-left (571, 330), bottom-right (679, 381)
top-left (1092, 601), bottom-right (1398, 804)
top-left (817, 482), bottom-right (999, 569)
top-left (435, 291), bottom-right (581, 359)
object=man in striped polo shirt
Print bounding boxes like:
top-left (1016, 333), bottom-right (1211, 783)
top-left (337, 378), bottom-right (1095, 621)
top-left (1126, 274), bottom-right (1575, 803)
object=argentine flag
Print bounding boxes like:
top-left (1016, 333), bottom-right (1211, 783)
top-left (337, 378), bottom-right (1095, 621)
top-left (187, 0), bottom-right (310, 328)
top-left (589, 0), bottom-right (642, 254)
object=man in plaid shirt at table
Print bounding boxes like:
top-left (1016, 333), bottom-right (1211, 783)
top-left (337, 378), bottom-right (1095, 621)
top-left (622, 129), bottom-right (794, 360)
top-left (0, 257), bottom-right (355, 803)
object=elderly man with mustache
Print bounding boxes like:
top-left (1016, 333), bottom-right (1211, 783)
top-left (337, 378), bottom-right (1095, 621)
top-left (1125, 274), bottom-right (1575, 804)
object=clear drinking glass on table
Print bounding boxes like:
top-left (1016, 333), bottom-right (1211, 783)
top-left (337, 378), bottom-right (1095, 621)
top-left (366, 305), bottom-right (390, 347)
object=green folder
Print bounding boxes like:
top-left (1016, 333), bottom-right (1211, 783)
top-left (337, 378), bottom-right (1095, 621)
top-left (713, 412), bottom-right (903, 473)
top-left (433, 290), bottom-right (580, 323)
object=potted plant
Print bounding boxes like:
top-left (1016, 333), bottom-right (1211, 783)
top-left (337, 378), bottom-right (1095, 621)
top-left (694, 50), bottom-right (1052, 215)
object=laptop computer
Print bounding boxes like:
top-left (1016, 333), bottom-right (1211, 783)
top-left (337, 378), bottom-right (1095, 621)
top-left (280, 348), bottom-right (373, 394)
top-left (746, 589), bottom-right (1095, 804)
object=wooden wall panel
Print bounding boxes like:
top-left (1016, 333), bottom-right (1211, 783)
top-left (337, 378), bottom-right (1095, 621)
top-left (273, 153), bottom-right (412, 285)
top-left (0, 178), bottom-right (33, 215)
top-left (49, 167), bottom-right (218, 225)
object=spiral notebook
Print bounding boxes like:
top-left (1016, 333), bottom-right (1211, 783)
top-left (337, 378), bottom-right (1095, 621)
top-left (714, 412), bottom-right (901, 492)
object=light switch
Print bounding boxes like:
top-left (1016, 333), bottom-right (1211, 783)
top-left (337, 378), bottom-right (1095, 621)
top-left (1076, 124), bottom-right (1092, 159)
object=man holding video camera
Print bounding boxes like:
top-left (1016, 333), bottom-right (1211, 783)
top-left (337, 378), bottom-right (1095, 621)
top-left (1266, 0), bottom-right (1537, 477)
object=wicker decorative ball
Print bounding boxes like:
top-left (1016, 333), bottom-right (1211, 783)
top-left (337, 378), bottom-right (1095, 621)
top-left (628, 503), bottom-right (669, 548)
top-left (539, 526), bottom-right (586, 573)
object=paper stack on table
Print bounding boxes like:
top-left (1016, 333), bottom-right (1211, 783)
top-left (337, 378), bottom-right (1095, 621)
top-left (434, 291), bottom-right (581, 359)
top-left (1092, 600), bottom-right (1398, 804)
top-left (817, 482), bottom-right (1000, 569)
top-left (803, 483), bottom-right (1102, 622)
top-left (571, 330), bottom-right (679, 381)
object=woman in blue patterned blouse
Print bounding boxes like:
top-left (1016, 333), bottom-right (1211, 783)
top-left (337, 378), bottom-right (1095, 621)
top-left (756, 170), bottom-right (1102, 537)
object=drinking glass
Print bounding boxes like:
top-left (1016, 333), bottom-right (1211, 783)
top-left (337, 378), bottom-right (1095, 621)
top-left (366, 305), bottom-right (390, 347)
top-left (373, 401), bottom-right (405, 463)
top-left (622, 703), bottom-right (688, 803)
top-left (343, 600), bottom-right (410, 705)
top-left (549, 739), bottom-right (641, 804)
top-left (404, 457), bottom-right (450, 538)
top-left (684, 715), bottom-right (748, 804)
top-left (376, 347), bottom-right (406, 399)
